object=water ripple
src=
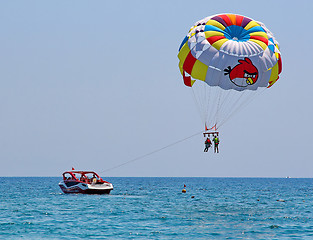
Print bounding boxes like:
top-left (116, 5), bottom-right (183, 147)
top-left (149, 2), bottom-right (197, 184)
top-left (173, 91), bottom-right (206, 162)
top-left (1, 177), bottom-right (313, 239)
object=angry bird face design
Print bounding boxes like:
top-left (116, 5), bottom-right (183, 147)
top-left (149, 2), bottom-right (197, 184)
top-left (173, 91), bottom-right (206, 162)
top-left (224, 58), bottom-right (259, 87)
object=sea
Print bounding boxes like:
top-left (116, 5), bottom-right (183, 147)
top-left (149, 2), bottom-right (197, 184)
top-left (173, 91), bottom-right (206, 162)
top-left (1, 177), bottom-right (313, 239)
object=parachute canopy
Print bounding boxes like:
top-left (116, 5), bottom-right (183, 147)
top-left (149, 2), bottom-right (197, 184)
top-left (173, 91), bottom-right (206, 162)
top-left (178, 14), bottom-right (282, 130)
top-left (178, 13), bottom-right (282, 91)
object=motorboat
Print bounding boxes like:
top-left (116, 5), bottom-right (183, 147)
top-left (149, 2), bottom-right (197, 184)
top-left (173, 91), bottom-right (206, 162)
top-left (59, 170), bottom-right (113, 194)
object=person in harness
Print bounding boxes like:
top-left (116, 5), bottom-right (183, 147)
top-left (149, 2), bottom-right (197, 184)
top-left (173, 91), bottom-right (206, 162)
top-left (213, 135), bottom-right (220, 153)
top-left (204, 137), bottom-right (212, 152)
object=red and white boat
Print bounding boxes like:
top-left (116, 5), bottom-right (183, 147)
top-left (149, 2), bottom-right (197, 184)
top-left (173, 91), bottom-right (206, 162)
top-left (59, 170), bottom-right (113, 194)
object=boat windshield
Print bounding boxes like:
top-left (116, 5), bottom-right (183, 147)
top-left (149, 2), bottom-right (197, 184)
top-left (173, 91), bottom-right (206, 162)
top-left (63, 172), bottom-right (76, 181)
top-left (63, 171), bottom-right (104, 184)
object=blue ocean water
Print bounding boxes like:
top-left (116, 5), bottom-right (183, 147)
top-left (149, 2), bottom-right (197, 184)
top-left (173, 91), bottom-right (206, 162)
top-left (1, 177), bottom-right (313, 239)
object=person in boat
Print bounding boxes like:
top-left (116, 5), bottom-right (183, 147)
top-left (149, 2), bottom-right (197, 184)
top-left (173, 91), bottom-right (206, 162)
top-left (204, 137), bottom-right (212, 152)
top-left (91, 174), bottom-right (97, 184)
top-left (80, 175), bottom-right (86, 182)
top-left (213, 135), bottom-right (220, 153)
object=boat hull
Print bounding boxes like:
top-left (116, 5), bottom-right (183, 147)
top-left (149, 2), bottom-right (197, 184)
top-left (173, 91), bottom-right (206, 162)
top-left (59, 181), bottom-right (113, 194)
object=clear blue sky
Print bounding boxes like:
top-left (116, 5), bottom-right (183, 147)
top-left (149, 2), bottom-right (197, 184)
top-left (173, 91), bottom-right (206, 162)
top-left (0, 0), bottom-right (312, 177)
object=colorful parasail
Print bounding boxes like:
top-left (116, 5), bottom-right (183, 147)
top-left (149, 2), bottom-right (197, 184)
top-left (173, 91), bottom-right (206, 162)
top-left (178, 13), bottom-right (282, 131)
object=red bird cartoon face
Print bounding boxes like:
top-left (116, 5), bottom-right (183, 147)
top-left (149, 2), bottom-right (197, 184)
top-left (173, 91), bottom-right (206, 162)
top-left (224, 58), bottom-right (259, 87)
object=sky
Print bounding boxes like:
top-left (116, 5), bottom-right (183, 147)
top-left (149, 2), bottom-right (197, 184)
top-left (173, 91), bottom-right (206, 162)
top-left (0, 0), bottom-right (312, 177)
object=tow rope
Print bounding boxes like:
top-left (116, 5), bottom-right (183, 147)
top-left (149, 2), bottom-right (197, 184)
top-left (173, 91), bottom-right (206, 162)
top-left (99, 130), bottom-right (203, 174)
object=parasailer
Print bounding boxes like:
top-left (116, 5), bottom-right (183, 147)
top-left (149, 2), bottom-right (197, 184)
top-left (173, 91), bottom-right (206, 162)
top-left (204, 137), bottom-right (212, 152)
top-left (213, 135), bottom-right (220, 153)
top-left (178, 13), bottom-right (282, 147)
